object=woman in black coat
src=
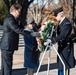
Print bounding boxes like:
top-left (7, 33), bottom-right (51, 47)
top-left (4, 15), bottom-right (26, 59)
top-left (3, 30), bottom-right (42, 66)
top-left (24, 18), bottom-right (40, 75)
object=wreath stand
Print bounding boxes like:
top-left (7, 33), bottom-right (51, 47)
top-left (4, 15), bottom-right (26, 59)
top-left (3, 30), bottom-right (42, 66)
top-left (35, 26), bottom-right (66, 75)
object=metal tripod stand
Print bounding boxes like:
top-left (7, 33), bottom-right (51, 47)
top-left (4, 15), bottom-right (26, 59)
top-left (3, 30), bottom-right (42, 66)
top-left (35, 26), bottom-right (66, 75)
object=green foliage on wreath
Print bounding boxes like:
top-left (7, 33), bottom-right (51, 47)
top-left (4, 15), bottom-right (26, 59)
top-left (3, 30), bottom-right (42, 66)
top-left (39, 21), bottom-right (56, 51)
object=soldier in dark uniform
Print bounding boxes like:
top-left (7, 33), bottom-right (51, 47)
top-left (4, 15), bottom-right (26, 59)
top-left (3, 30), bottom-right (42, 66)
top-left (44, 7), bottom-right (75, 75)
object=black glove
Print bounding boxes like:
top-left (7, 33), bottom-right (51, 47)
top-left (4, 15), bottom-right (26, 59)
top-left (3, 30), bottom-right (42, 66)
top-left (31, 32), bottom-right (41, 37)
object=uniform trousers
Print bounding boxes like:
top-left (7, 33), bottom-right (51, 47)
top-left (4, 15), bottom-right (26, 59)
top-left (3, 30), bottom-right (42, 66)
top-left (1, 50), bottom-right (14, 75)
top-left (58, 69), bottom-right (70, 75)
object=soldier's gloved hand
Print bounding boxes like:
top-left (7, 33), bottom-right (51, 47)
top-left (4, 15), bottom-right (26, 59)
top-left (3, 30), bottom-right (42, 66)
top-left (44, 39), bottom-right (51, 46)
top-left (31, 32), bottom-right (41, 37)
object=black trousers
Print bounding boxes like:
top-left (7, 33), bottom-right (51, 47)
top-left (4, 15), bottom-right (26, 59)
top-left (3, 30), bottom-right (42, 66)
top-left (1, 50), bottom-right (14, 75)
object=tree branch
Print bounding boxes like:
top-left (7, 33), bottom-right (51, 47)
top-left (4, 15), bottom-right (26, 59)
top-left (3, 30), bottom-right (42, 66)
top-left (18, 0), bottom-right (24, 5)
top-left (28, 0), bottom-right (34, 6)
top-left (10, 0), bottom-right (16, 6)
top-left (3, 0), bottom-right (10, 11)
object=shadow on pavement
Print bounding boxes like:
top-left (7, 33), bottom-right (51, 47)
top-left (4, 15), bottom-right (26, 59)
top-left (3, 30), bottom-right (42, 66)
top-left (0, 60), bottom-right (76, 75)
top-left (0, 63), bottom-right (58, 75)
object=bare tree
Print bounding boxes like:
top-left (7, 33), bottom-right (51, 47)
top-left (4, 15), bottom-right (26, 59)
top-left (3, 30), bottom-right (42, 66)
top-left (3, 0), bottom-right (34, 27)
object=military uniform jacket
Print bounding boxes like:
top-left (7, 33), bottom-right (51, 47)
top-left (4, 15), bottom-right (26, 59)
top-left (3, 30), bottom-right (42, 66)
top-left (52, 18), bottom-right (75, 70)
top-left (0, 14), bottom-right (30, 50)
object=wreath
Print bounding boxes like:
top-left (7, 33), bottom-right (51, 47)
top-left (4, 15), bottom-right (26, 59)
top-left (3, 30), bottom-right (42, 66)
top-left (37, 20), bottom-right (56, 52)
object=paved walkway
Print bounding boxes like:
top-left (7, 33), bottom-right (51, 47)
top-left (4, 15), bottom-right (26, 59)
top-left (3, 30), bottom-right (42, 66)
top-left (0, 43), bottom-right (76, 75)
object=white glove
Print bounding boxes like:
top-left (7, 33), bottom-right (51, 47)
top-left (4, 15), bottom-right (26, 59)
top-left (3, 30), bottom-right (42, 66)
top-left (44, 39), bottom-right (51, 46)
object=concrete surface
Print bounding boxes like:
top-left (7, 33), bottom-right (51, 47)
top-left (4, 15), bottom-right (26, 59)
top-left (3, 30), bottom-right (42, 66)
top-left (0, 43), bottom-right (76, 75)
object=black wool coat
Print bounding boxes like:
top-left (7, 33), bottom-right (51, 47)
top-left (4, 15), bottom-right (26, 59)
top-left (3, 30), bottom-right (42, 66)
top-left (52, 18), bottom-right (75, 70)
